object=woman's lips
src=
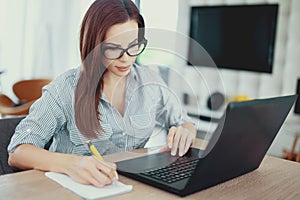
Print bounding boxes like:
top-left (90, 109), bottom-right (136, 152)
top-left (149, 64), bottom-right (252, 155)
top-left (116, 65), bottom-right (130, 72)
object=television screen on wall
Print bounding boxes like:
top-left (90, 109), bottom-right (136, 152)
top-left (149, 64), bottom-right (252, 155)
top-left (188, 4), bottom-right (278, 73)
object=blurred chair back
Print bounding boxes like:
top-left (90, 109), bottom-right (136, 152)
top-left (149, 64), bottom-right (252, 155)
top-left (0, 78), bottom-right (51, 117)
top-left (0, 116), bottom-right (25, 175)
top-left (13, 79), bottom-right (52, 102)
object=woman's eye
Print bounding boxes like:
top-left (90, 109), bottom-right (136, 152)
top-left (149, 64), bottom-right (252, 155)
top-left (105, 46), bottom-right (119, 51)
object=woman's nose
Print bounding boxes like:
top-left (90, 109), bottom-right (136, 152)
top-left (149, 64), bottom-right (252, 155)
top-left (119, 51), bottom-right (130, 62)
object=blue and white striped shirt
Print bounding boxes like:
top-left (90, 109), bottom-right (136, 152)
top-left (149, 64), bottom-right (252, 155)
top-left (8, 64), bottom-right (192, 156)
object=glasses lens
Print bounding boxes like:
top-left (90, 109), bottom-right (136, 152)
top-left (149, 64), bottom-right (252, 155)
top-left (103, 47), bottom-right (123, 59)
top-left (102, 40), bottom-right (147, 60)
top-left (127, 42), bottom-right (146, 56)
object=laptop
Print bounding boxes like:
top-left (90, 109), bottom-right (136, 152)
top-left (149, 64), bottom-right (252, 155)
top-left (116, 95), bottom-right (297, 196)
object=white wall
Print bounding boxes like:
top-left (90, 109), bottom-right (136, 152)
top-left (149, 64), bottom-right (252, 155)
top-left (0, 0), bottom-right (94, 101)
top-left (175, 0), bottom-right (300, 157)
top-left (0, 0), bottom-right (299, 156)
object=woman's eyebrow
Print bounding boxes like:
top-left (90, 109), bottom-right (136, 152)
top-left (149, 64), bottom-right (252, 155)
top-left (103, 42), bottom-right (121, 47)
top-left (104, 38), bottom-right (138, 47)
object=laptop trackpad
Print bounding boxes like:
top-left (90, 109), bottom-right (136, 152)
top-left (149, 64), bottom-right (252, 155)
top-left (117, 148), bottom-right (202, 173)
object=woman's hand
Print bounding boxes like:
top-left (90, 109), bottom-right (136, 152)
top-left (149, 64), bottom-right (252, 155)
top-left (65, 155), bottom-right (118, 188)
top-left (8, 144), bottom-right (118, 188)
top-left (160, 123), bottom-right (196, 156)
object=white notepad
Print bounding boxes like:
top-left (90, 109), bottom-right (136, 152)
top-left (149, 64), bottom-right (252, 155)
top-left (45, 172), bottom-right (132, 199)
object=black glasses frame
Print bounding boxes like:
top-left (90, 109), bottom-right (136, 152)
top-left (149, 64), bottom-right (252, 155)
top-left (102, 39), bottom-right (148, 60)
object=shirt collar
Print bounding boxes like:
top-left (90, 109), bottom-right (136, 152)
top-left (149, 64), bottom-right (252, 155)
top-left (129, 63), bottom-right (138, 81)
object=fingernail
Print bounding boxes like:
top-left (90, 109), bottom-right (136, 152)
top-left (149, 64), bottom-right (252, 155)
top-left (179, 150), bottom-right (183, 156)
top-left (115, 172), bottom-right (119, 180)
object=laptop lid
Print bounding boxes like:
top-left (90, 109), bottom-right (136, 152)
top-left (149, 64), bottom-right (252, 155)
top-left (117, 95), bottom-right (297, 196)
top-left (183, 94), bottom-right (297, 195)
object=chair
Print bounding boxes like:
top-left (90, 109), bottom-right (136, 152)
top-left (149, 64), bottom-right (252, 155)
top-left (0, 116), bottom-right (53, 175)
top-left (282, 134), bottom-right (300, 162)
top-left (0, 116), bottom-right (25, 175)
top-left (0, 79), bottom-right (52, 116)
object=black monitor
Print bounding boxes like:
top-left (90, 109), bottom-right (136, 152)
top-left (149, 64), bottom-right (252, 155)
top-left (188, 4), bottom-right (278, 73)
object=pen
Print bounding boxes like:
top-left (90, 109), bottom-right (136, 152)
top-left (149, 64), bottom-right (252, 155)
top-left (86, 140), bottom-right (104, 161)
top-left (86, 140), bottom-right (119, 180)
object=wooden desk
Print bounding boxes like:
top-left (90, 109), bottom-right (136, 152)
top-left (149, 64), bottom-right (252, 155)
top-left (1, 140), bottom-right (300, 200)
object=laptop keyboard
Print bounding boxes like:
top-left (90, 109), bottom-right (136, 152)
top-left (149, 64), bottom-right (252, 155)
top-left (141, 157), bottom-right (199, 183)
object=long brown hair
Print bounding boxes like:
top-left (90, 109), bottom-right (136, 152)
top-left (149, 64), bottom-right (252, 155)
top-left (75, 0), bottom-right (145, 139)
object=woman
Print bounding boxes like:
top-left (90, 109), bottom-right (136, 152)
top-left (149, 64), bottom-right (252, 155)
top-left (8, 0), bottom-right (196, 188)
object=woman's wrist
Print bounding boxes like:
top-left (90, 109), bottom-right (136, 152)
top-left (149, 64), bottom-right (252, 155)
top-left (46, 152), bottom-right (79, 174)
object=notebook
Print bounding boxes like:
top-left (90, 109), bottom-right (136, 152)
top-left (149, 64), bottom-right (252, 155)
top-left (116, 95), bottom-right (297, 197)
top-left (45, 172), bottom-right (132, 199)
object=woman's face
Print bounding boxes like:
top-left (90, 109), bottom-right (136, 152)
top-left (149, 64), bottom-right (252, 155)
top-left (102, 20), bottom-right (139, 78)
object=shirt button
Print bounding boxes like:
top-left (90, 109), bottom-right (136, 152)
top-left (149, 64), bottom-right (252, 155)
top-left (122, 132), bottom-right (126, 136)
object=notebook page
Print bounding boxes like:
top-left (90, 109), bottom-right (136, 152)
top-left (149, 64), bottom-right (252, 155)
top-left (45, 172), bottom-right (132, 199)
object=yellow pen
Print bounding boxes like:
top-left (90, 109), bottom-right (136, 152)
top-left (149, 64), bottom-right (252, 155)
top-left (86, 140), bottom-right (119, 180)
top-left (86, 140), bottom-right (104, 161)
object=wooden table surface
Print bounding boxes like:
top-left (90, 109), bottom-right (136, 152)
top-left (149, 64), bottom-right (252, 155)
top-left (1, 139), bottom-right (300, 200)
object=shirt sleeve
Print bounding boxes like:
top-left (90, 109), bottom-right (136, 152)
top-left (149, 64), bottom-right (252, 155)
top-left (7, 83), bottom-right (67, 153)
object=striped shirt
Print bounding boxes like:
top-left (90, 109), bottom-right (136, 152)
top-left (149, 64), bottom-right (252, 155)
top-left (8, 64), bottom-right (192, 156)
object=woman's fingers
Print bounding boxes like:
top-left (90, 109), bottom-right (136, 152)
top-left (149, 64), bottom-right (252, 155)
top-left (80, 169), bottom-right (108, 188)
top-left (168, 125), bottom-right (195, 157)
top-left (171, 126), bottom-right (181, 156)
top-left (178, 128), bottom-right (189, 156)
top-left (68, 155), bottom-right (117, 188)
top-left (167, 126), bottom-right (177, 149)
top-left (184, 134), bottom-right (194, 155)
top-left (92, 156), bottom-right (118, 181)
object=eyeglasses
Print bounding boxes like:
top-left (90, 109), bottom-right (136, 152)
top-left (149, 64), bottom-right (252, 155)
top-left (102, 39), bottom-right (147, 60)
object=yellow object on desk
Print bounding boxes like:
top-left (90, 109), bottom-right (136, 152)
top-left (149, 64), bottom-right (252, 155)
top-left (86, 140), bottom-right (119, 181)
top-left (86, 140), bottom-right (104, 161)
top-left (233, 95), bottom-right (249, 102)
